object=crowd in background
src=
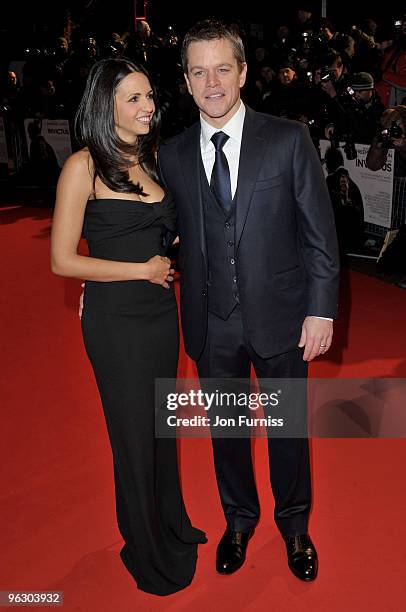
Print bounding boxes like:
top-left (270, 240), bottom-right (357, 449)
top-left (2, 9), bottom-right (405, 140)
top-left (1, 7), bottom-right (406, 258)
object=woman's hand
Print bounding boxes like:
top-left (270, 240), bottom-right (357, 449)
top-left (146, 255), bottom-right (175, 289)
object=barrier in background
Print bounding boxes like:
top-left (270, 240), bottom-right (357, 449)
top-left (319, 140), bottom-right (401, 239)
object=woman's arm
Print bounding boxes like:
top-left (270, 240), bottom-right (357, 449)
top-left (50, 151), bottom-right (174, 287)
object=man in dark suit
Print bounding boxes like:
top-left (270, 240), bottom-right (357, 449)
top-left (158, 19), bottom-right (339, 582)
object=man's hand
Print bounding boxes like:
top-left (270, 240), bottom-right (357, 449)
top-left (298, 316), bottom-right (333, 361)
top-left (321, 80), bottom-right (337, 98)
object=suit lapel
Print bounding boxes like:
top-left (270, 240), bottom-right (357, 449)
top-left (235, 107), bottom-right (267, 250)
top-left (177, 123), bottom-right (207, 266)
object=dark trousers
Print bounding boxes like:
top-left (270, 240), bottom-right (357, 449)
top-left (197, 306), bottom-right (311, 537)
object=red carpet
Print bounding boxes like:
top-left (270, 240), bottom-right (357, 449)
top-left (1, 205), bottom-right (406, 611)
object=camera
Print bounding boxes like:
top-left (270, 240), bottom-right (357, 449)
top-left (305, 70), bottom-right (313, 84)
top-left (164, 26), bottom-right (178, 47)
top-left (328, 127), bottom-right (358, 161)
top-left (341, 86), bottom-right (365, 109)
top-left (377, 123), bottom-right (404, 146)
top-left (343, 138), bottom-right (357, 160)
top-left (319, 66), bottom-right (336, 83)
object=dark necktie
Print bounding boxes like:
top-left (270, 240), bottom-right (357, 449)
top-left (210, 131), bottom-right (232, 213)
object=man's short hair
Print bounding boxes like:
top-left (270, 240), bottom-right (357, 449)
top-left (314, 50), bottom-right (343, 70)
top-left (319, 18), bottom-right (335, 33)
top-left (181, 18), bottom-right (246, 73)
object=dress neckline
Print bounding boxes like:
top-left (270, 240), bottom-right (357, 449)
top-left (88, 192), bottom-right (168, 206)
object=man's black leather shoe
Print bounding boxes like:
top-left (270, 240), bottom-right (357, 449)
top-left (285, 534), bottom-right (318, 581)
top-left (216, 529), bottom-right (254, 574)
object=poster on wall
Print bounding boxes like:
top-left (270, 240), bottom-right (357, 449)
top-left (22, 118), bottom-right (72, 186)
top-left (319, 140), bottom-right (394, 229)
top-left (24, 118), bottom-right (72, 168)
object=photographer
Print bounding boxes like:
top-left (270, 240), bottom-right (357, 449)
top-left (315, 50), bottom-right (349, 98)
top-left (326, 72), bottom-right (385, 145)
top-left (317, 19), bottom-right (356, 65)
top-left (350, 20), bottom-right (382, 75)
top-left (291, 4), bottom-right (315, 41)
top-left (366, 105), bottom-right (406, 176)
top-left (263, 58), bottom-right (310, 119)
top-left (309, 52), bottom-right (351, 146)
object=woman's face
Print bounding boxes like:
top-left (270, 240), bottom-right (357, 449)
top-left (114, 71), bottom-right (155, 143)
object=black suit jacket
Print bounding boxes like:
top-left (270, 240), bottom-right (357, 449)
top-left (159, 106), bottom-right (339, 361)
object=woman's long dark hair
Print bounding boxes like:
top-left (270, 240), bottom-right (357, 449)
top-left (75, 57), bottom-right (160, 195)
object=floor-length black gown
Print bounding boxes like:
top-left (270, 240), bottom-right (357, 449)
top-left (81, 194), bottom-right (206, 596)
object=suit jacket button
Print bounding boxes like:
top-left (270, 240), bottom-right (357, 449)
top-left (202, 290), bottom-right (207, 297)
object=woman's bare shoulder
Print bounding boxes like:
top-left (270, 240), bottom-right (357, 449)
top-left (64, 148), bottom-right (93, 170)
top-left (61, 148), bottom-right (94, 182)
top-left (56, 149), bottom-right (95, 200)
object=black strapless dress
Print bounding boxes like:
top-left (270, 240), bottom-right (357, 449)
top-left (81, 195), bottom-right (206, 596)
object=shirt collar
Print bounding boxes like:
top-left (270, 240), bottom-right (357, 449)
top-left (200, 101), bottom-right (246, 150)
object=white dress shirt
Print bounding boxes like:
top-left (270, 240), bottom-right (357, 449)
top-left (200, 101), bottom-right (245, 198)
top-left (198, 102), bottom-right (332, 323)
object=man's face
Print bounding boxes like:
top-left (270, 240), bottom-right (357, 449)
top-left (261, 66), bottom-right (274, 82)
top-left (57, 39), bottom-right (68, 55)
top-left (298, 10), bottom-right (312, 24)
top-left (184, 38), bottom-right (247, 128)
top-left (255, 47), bottom-right (266, 62)
top-left (339, 174), bottom-right (349, 190)
top-left (330, 60), bottom-right (343, 80)
top-left (278, 67), bottom-right (296, 85)
top-left (40, 80), bottom-right (56, 96)
top-left (277, 25), bottom-right (290, 41)
top-left (355, 90), bottom-right (373, 103)
top-left (320, 26), bottom-right (333, 40)
top-left (8, 71), bottom-right (17, 86)
top-left (365, 18), bottom-right (377, 34)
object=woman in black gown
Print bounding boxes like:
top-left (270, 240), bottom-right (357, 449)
top-left (51, 58), bottom-right (206, 596)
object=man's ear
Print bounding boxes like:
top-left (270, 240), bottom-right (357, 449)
top-left (239, 62), bottom-right (248, 88)
top-left (184, 73), bottom-right (193, 96)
